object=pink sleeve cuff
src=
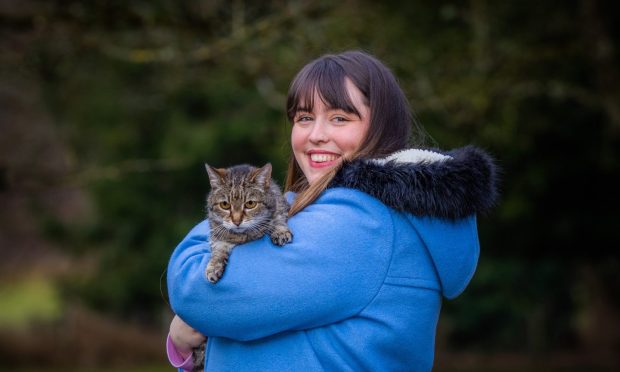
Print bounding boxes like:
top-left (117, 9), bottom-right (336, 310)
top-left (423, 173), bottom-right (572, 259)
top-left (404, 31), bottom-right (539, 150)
top-left (166, 334), bottom-right (195, 371)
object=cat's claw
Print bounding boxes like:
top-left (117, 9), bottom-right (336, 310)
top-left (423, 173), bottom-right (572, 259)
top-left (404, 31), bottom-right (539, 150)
top-left (271, 228), bottom-right (293, 246)
top-left (206, 263), bottom-right (225, 283)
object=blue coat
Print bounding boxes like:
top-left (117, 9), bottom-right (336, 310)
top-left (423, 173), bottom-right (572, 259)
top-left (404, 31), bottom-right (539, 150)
top-left (167, 147), bottom-right (498, 371)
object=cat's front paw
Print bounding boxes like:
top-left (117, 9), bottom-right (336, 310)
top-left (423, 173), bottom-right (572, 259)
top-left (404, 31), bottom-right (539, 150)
top-left (271, 226), bottom-right (293, 246)
top-left (206, 261), bottom-right (226, 283)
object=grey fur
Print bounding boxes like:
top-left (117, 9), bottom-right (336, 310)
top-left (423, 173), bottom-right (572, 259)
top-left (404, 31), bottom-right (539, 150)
top-left (204, 163), bottom-right (292, 283)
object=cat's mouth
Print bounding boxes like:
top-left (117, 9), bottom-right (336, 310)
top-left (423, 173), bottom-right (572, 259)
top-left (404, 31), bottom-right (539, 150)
top-left (226, 225), bottom-right (247, 233)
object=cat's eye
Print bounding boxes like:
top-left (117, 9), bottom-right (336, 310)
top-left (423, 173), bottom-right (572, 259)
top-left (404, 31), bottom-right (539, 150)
top-left (244, 201), bottom-right (257, 209)
top-left (219, 201), bottom-right (231, 210)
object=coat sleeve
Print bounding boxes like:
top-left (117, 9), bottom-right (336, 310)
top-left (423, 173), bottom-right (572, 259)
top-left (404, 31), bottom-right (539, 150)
top-left (167, 188), bottom-right (394, 341)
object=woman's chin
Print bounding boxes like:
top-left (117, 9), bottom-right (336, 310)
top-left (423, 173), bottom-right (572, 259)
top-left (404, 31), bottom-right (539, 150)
top-left (306, 170), bottom-right (332, 184)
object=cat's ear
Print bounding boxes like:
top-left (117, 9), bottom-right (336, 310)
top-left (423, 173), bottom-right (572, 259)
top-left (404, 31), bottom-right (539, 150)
top-left (205, 163), bottom-right (227, 188)
top-left (250, 163), bottom-right (272, 188)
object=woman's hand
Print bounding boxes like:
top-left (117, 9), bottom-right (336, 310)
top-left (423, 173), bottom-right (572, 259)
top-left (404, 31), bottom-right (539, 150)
top-left (169, 314), bottom-right (206, 353)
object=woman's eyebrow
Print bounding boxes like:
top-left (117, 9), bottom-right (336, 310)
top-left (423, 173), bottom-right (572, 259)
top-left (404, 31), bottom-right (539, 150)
top-left (328, 106), bottom-right (361, 116)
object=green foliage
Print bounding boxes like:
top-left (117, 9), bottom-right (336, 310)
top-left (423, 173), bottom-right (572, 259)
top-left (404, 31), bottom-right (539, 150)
top-left (0, 278), bottom-right (62, 328)
top-left (444, 258), bottom-right (577, 351)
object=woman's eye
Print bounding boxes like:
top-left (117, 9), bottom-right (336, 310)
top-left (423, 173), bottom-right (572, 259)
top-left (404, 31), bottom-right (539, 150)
top-left (244, 201), bottom-right (257, 209)
top-left (333, 116), bottom-right (348, 122)
top-left (219, 201), bottom-right (231, 210)
top-left (295, 115), bottom-right (312, 123)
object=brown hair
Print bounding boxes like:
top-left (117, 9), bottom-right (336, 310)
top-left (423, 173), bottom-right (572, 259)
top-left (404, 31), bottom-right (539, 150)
top-left (284, 50), bottom-right (425, 215)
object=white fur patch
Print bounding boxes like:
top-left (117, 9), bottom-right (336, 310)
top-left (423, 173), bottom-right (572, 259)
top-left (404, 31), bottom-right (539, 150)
top-left (373, 149), bottom-right (452, 165)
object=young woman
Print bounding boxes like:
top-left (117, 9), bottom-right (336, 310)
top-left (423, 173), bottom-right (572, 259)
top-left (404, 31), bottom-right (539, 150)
top-left (166, 50), bottom-right (498, 371)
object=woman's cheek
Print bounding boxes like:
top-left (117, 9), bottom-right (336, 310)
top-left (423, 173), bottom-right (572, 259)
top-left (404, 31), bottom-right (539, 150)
top-left (291, 126), bottom-right (306, 153)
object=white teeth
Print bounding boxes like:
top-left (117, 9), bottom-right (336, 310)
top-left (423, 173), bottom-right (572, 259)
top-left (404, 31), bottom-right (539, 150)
top-left (310, 153), bottom-right (338, 162)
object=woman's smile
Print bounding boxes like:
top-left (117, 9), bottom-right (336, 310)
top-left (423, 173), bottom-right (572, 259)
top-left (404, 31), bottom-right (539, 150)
top-left (307, 150), bottom-right (341, 168)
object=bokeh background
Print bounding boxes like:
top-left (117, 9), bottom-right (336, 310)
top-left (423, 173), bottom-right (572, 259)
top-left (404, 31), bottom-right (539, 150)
top-left (1, 0), bottom-right (619, 371)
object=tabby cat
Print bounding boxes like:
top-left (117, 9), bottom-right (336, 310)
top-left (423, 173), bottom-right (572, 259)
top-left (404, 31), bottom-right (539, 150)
top-left (191, 163), bottom-right (292, 371)
top-left (204, 163), bottom-right (292, 283)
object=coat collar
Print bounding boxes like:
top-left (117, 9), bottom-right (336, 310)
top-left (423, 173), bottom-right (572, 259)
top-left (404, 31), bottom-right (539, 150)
top-left (329, 145), bottom-right (499, 219)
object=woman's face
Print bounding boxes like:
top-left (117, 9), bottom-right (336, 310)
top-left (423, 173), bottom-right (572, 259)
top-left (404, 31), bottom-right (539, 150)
top-left (291, 79), bottom-right (370, 185)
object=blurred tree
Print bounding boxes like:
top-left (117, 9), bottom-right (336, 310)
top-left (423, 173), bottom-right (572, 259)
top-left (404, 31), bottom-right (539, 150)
top-left (1, 0), bottom-right (618, 365)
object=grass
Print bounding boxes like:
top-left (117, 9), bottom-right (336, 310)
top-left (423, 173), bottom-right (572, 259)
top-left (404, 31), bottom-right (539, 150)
top-left (0, 277), bottom-right (62, 328)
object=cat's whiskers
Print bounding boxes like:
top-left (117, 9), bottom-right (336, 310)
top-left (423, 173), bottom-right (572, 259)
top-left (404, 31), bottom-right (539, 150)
top-left (211, 224), bottom-right (230, 240)
top-left (245, 220), bottom-right (272, 235)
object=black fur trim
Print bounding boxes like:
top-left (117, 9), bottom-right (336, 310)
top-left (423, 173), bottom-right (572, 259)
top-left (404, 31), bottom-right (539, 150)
top-left (330, 146), bottom-right (499, 219)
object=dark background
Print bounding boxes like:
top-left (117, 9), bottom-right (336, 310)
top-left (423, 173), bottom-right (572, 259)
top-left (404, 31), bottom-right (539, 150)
top-left (1, 0), bottom-right (618, 370)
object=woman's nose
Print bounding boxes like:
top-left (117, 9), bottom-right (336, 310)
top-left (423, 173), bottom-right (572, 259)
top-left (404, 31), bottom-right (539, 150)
top-left (308, 118), bottom-right (328, 144)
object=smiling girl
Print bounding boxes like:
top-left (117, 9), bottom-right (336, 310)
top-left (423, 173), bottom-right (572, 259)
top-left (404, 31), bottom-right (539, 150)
top-left (166, 50), bottom-right (498, 371)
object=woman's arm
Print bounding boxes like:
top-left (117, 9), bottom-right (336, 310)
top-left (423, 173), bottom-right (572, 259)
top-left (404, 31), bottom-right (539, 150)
top-left (167, 188), bottom-right (394, 341)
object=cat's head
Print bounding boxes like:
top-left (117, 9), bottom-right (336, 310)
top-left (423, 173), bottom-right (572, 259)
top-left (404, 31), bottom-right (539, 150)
top-left (205, 163), bottom-right (273, 232)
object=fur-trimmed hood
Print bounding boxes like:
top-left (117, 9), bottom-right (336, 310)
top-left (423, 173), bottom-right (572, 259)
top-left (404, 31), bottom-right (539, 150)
top-left (329, 145), bottom-right (497, 299)
top-left (330, 145), bottom-right (499, 220)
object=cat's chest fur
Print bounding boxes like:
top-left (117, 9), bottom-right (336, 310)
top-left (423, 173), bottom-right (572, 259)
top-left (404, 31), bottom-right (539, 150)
top-left (207, 221), bottom-right (260, 244)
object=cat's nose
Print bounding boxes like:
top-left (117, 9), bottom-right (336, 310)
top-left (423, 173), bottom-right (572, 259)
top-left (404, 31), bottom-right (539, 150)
top-left (231, 212), bottom-right (243, 226)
